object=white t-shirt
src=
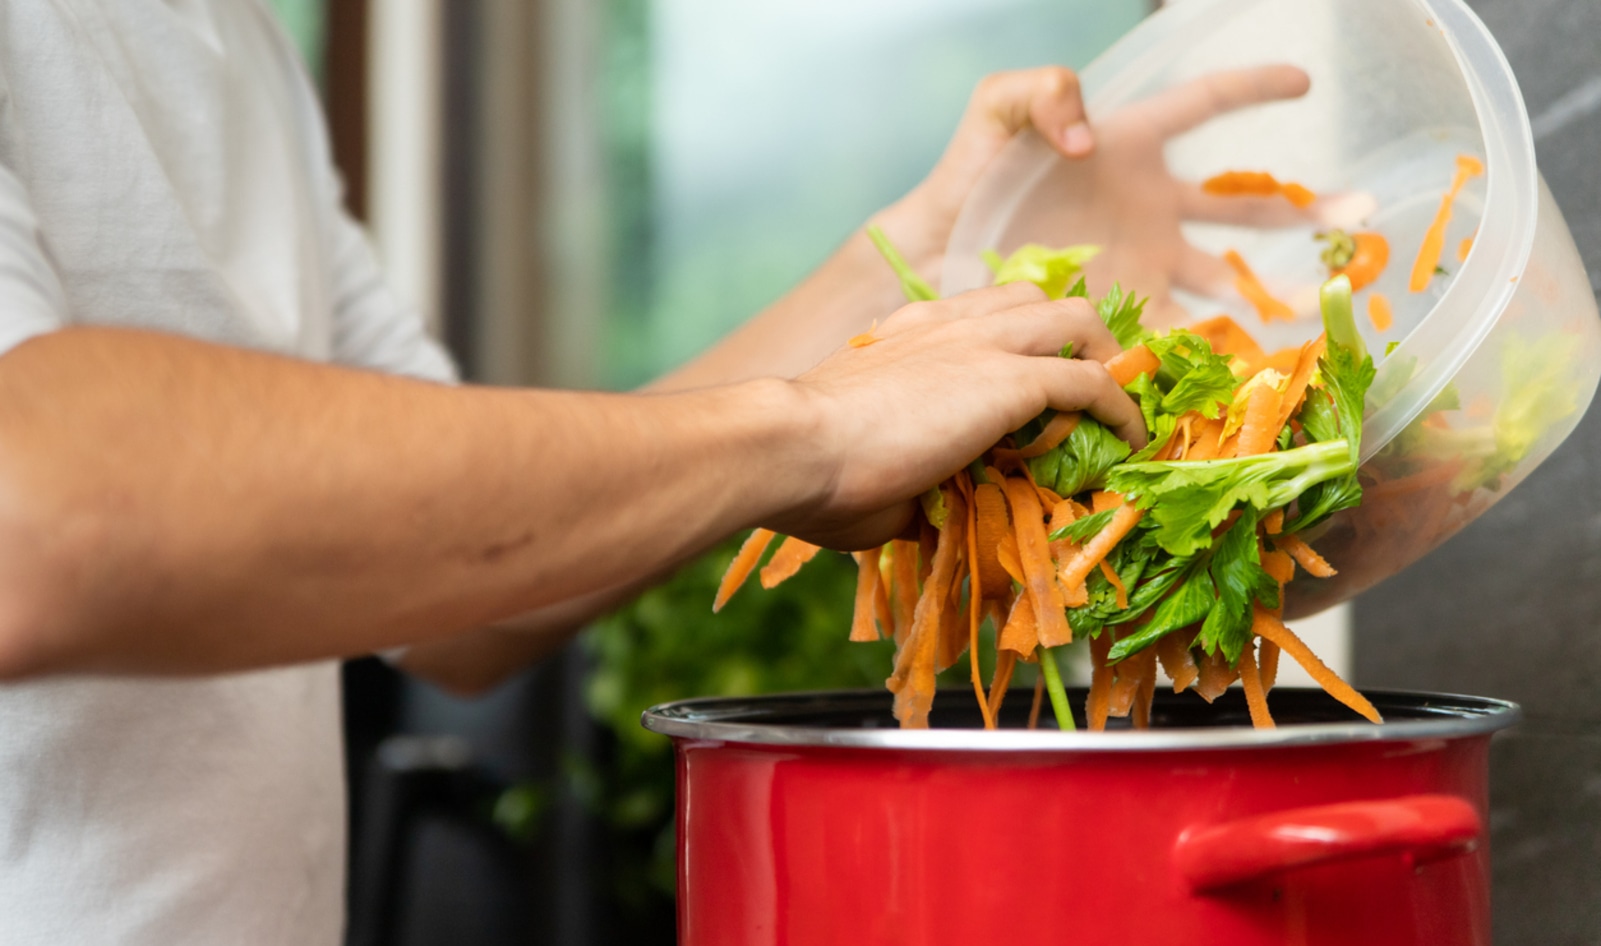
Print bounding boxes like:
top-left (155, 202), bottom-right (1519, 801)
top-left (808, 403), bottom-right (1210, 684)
top-left (0, 2), bottom-right (456, 944)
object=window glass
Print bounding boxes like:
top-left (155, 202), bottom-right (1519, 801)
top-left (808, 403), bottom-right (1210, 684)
top-left (602, 0), bottom-right (1149, 387)
top-left (264, 0), bottom-right (327, 83)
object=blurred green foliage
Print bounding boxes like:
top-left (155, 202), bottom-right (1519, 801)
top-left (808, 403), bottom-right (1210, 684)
top-left (582, 534), bottom-right (891, 905)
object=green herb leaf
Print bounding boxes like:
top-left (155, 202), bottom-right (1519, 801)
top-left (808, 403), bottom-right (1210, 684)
top-left (1097, 283), bottom-right (1152, 350)
top-left (1319, 342), bottom-right (1377, 465)
top-left (1029, 417), bottom-right (1132, 498)
top-left (1107, 559), bottom-right (1214, 661)
top-left (989, 243), bottom-right (1101, 299)
top-left (1105, 440), bottom-right (1357, 557)
top-left (1197, 509), bottom-right (1280, 663)
top-left (1048, 507), bottom-right (1116, 544)
top-left (1283, 472), bottom-right (1363, 534)
top-left (1124, 373), bottom-right (1178, 463)
top-left (1146, 331), bottom-right (1237, 420)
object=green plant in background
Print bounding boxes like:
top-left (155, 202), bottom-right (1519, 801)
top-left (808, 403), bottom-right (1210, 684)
top-left (582, 535), bottom-right (890, 907)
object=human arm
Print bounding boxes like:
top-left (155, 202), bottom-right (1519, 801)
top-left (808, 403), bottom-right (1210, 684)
top-left (0, 283), bottom-right (1141, 679)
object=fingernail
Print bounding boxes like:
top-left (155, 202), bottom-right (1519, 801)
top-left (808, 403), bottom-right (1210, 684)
top-left (1061, 122), bottom-right (1094, 156)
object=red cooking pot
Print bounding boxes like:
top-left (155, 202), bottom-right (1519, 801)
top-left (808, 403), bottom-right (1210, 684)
top-left (642, 687), bottom-right (1518, 945)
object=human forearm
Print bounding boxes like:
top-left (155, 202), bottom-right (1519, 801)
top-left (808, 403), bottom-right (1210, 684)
top-left (0, 327), bottom-right (820, 677)
top-left (398, 577), bottom-right (651, 696)
top-left (649, 199), bottom-right (939, 393)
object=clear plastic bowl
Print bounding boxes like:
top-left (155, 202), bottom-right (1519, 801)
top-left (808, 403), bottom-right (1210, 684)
top-left (942, 0), bottom-right (1601, 614)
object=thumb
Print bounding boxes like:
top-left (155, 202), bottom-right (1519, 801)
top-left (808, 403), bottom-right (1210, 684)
top-left (961, 66), bottom-right (1094, 160)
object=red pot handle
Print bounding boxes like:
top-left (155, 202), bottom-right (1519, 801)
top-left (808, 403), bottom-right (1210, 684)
top-left (1174, 794), bottom-right (1483, 894)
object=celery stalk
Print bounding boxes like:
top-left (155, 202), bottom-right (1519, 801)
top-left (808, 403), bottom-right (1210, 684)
top-left (1038, 645), bottom-right (1076, 731)
top-left (1320, 274), bottom-right (1366, 361)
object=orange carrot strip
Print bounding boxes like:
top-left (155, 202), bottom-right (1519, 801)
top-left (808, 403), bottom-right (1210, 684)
top-left (1202, 170), bottom-right (1317, 208)
top-left (1264, 508), bottom-right (1284, 535)
top-left (1106, 344), bottom-right (1161, 387)
top-left (1458, 233), bottom-right (1475, 263)
top-left (1259, 639), bottom-right (1281, 690)
top-left (889, 491), bottom-right (967, 729)
top-left (1253, 606), bottom-right (1382, 723)
top-left (1235, 382), bottom-right (1283, 457)
top-left (1002, 477), bottom-right (1072, 648)
top-left (973, 483), bottom-right (1012, 599)
top-left (917, 520), bottom-right (938, 585)
top-left (848, 320), bottom-right (879, 348)
top-left (1027, 674), bottom-right (1045, 730)
top-left (1109, 642), bottom-right (1156, 721)
top-left (889, 539), bottom-right (921, 645)
top-left (937, 563), bottom-right (970, 674)
top-left (873, 564), bottom-right (895, 639)
top-left (1087, 633), bottom-right (1113, 731)
top-left (1279, 182), bottom-right (1317, 209)
top-left (1133, 653), bottom-right (1158, 730)
top-left (1185, 314), bottom-right (1266, 368)
top-left (1047, 501), bottom-right (1085, 607)
top-left (1157, 630), bottom-right (1199, 693)
top-left (987, 650), bottom-right (1018, 721)
top-left (994, 412), bottom-right (1081, 462)
top-left (962, 480), bottom-right (997, 730)
top-left (1239, 642), bottom-right (1276, 729)
top-left (1224, 249), bottom-right (1296, 323)
top-left (1185, 416), bottom-right (1228, 461)
top-left (1410, 154), bottom-right (1485, 293)
top-left (998, 592), bottom-right (1039, 657)
top-left (1274, 336), bottom-right (1327, 433)
top-left (1363, 459), bottom-right (1465, 503)
top-left (1334, 232), bottom-right (1390, 291)
top-left (760, 535), bottom-right (821, 589)
top-left (1194, 649), bottom-right (1239, 703)
top-left (1368, 292), bottom-right (1394, 333)
top-left (1261, 547), bottom-right (1296, 585)
top-left (996, 533), bottom-right (1025, 587)
top-left (1260, 344), bottom-right (1304, 376)
top-left (1099, 560), bottom-right (1129, 610)
top-left (849, 547), bottom-right (885, 642)
top-left (714, 528), bottom-right (776, 612)
top-left (1202, 170), bottom-right (1281, 197)
top-left (1274, 533), bottom-right (1336, 578)
top-left (1058, 502), bottom-right (1144, 592)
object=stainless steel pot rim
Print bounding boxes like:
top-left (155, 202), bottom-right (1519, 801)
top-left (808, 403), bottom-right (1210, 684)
top-left (640, 688), bottom-right (1520, 752)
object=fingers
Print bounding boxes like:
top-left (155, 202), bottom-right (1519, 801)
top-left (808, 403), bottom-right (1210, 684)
top-left (1037, 358), bottom-right (1148, 448)
top-left (975, 296), bottom-right (1125, 364)
top-left (968, 66), bottom-right (1094, 157)
top-left (1135, 64), bottom-right (1310, 140)
top-left (1179, 185), bottom-right (1381, 230)
top-left (880, 281), bottom-right (1047, 332)
top-left (1178, 185), bottom-right (1317, 229)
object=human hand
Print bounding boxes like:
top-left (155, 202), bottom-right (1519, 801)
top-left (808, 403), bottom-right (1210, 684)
top-left (773, 282), bottom-right (1145, 550)
top-left (873, 66), bottom-right (1100, 282)
top-left (883, 64), bottom-right (1362, 325)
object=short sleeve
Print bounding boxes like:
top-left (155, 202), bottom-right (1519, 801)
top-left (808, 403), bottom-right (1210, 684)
top-left (324, 202), bottom-right (459, 384)
top-left (257, 2), bottom-right (458, 385)
top-left (0, 160), bottom-right (67, 356)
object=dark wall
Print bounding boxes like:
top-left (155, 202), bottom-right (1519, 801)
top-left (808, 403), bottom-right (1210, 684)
top-left (1354, 2), bottom-right (1601, 943)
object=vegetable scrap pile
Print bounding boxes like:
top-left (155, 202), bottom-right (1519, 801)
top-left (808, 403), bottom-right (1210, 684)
top-left (716, 237), bottom-right (1382, 733)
